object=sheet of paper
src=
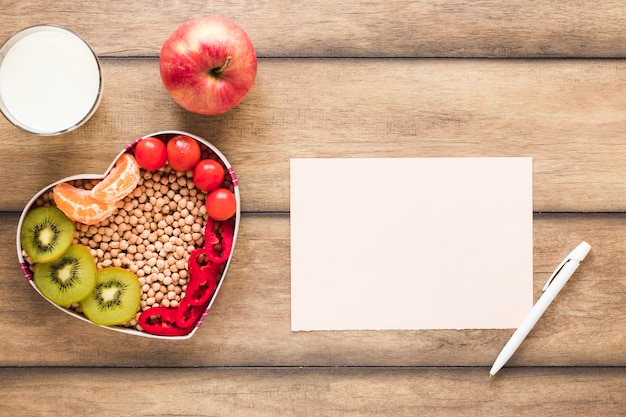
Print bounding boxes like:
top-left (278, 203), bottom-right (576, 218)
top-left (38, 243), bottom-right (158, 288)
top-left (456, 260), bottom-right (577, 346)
top-left (290, 157), bottom-right (533, 331)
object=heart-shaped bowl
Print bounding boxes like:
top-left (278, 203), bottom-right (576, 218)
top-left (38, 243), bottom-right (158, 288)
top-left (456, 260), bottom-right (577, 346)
top-left (16, 130), bottom-right (240, 339)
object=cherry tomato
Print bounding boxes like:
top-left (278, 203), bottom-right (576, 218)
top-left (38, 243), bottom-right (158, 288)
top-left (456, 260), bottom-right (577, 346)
top-left (134, 137), bottom-right (167, 171)
top-left (205, 188), bottom-right (237, 221)
top-left (193, 159), bottom-right (225, 192)
top-left (166, 135), bottom-right (201, 171)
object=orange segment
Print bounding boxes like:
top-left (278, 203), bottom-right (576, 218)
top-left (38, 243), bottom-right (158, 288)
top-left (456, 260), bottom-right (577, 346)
top-left (90, 153), bottom-right (141, 203)
top-left (53, 182), bottom-right (119, 225)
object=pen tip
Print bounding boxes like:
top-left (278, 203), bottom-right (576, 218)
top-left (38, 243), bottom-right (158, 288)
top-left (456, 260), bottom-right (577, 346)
top-left (488, 373), bottom-right (494, 379)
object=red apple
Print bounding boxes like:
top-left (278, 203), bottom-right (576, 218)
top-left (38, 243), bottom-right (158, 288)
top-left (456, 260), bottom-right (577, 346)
top-left (159, 16), bottom-right (257, 115)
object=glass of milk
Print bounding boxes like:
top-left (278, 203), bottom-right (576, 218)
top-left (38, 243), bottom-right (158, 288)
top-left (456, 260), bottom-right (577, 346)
top-left (0, 25), bottom-right (102, 135)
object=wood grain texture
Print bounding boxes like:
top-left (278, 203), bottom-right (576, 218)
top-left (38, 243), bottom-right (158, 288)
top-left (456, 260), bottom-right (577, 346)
top-left (2, 212), bottom-right (624, 367)
top-left (2, 2), bottom-right (625, 415)
top-left (2, 59), bottom-right (626, 213)
top-left (1, 0), bottom-right (626, 58)
top-left (0, 367), bottom-right (624, 417)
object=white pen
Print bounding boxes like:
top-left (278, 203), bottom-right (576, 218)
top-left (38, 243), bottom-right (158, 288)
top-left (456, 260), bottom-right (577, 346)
top-left (489, 241), bottom-right (592, 377)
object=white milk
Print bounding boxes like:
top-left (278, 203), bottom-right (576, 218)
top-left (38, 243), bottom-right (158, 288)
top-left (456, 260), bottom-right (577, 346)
top-left (0, 26), bottom-right (102, 135)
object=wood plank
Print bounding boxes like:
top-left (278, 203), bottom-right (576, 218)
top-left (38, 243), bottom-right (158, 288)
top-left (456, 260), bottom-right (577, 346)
top-left (0, 367), bottom-right (623, 416)
top-left (1, 1), bottom-right (626, 58)
top-left (2, 58), bottom-right (626, 213)
top-left (1, 212), bottom-right (624, 367)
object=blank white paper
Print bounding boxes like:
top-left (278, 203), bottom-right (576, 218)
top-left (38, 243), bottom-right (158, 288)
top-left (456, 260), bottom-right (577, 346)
top-left (290, 157), bottom-right (533, 331)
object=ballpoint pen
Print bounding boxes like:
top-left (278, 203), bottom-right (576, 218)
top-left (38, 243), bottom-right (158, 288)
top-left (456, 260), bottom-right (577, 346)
top-left (489, 241), bottom-right (592, 377)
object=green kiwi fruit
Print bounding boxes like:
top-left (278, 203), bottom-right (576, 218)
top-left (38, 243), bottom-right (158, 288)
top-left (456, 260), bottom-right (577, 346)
top-left (80, 268), bottom-right (141, 326)
top-left (33, 244), bottom-right (97, 307)
top-left (21, 206), bottom-right (75, 263)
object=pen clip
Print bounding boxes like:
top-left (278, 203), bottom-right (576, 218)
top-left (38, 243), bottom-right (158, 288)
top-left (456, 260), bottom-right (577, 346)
top-left (543, 258), bottom-right (570, 291)
top-left (542, 241), bottom-right (592, 291)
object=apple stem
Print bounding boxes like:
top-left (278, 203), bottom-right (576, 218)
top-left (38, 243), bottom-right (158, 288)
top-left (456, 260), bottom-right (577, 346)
top-left (212, 56), bottom-right (232, 75)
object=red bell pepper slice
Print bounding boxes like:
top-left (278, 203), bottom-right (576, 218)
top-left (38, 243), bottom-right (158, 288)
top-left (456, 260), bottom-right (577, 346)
top-left (205, 218), bottom-right (234, 264)
top-left (175, 298), bottom-right (206, 329)
top-left (186, 271), bottom-right (218, 307)
top-left (187, 248), bottom-right (221, 307)
top-left (138, 306), bottom-right (190, 336)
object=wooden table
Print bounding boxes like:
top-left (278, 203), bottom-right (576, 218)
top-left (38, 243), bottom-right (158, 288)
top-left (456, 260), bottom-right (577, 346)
top-left (1, 1), bottom-right (625, 415)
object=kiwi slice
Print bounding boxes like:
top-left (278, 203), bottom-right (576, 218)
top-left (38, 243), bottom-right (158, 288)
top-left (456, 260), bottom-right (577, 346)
top-left (21, 206), bottom-right (75, 263)
top-left (33, 244), bottom-right (97, 307)
top-left (80, 268), bottom-right (141, 326)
